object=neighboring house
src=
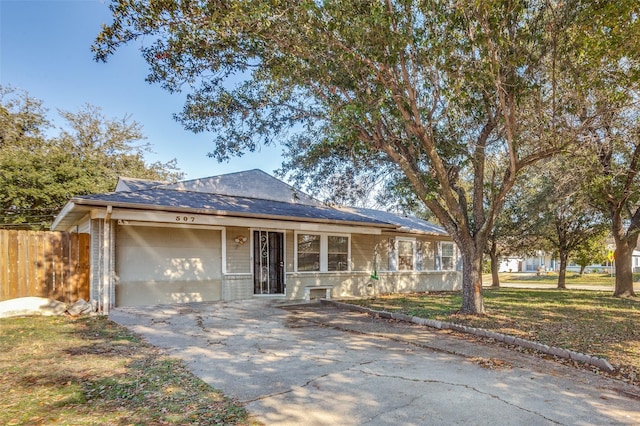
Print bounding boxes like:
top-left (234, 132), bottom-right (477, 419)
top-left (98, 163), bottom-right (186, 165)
top-left (498, 257), bottom-right (522, 273)
top-left (52, 170), bottom-right (461, 312)
top-left (522, 252), bottom-right (557, 273)
top-left (497, 252), bottom-right (554, 273)
top-left (502, 249), bottom-right (640, 274)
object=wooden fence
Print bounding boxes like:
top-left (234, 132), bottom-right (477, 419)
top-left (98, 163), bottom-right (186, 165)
top-left (0, 230), bottom-right (90, 304)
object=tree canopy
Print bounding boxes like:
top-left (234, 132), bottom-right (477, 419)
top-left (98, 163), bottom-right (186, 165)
top-left (557, 0), bottom-right (640, 296)
top-left (0, 86), bottom-right (183, 229)
top-left (93, 0), bottom-right (638, 311)
top-left (509, 159), bottom-right (609, 288)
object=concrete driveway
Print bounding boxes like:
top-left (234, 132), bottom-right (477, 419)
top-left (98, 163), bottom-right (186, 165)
top-left (110, 301), bottom-right (640, 425)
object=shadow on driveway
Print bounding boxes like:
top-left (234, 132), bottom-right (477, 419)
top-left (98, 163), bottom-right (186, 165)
top-left (110, 300), bottom-right (640, 425)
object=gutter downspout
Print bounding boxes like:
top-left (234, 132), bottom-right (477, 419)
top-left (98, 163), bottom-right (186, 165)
top-left (103, 206), bottom-right (112, 315)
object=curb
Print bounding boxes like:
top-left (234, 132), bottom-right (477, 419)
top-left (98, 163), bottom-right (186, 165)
top-left (322, 300), bottom-right (615, 373)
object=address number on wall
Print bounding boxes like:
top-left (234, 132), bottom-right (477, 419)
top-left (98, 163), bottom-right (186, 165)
top-left (176, 216), bottom-right (196, 222)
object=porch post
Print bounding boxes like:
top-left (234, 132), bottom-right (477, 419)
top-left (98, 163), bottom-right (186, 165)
top-left (102, 206), bottom-right (112, 315)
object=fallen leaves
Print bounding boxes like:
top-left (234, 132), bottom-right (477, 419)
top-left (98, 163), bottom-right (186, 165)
top-left (470, 357), bottom-right (513, 370)
top-left (0, 316), bottom-right (254, 425)
top-left (350, 289), bottom-right (640, 385)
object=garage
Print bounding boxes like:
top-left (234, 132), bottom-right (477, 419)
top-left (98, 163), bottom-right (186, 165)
top-left (115, 225), bottom-right (222, 307)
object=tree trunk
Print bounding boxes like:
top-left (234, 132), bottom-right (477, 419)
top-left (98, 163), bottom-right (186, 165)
top-left (460, 247), bottom-right (485, 314)
top-left (557, 251), bottom-right (568, 289)
top-left (614, 239), bottom-right (637, 297)
top-left (579, 265), bottom-right (586, 276)
top-left (489, 240), bottom-right (500, 288)
top-left (610, 210), bottom-right (638, 297)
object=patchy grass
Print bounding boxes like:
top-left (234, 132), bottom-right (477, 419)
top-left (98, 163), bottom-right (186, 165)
top-left (348, 289), bottom-right (640, 384)
top-left (490, 272), bottom-right (640, 286)
top-left (0, 315), bottom-right (257, 426)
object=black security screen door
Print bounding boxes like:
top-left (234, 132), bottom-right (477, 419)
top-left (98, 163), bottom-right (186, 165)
top-left (253, 231), bottom-right (285, 294)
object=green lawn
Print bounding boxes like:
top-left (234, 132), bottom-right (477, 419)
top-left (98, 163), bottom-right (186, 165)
top-left (488, 272), bottom-right (640, 286)
top-left (0, 316), bottom-right (257, 426)
top-left (348, 288), bottom-right (640, 384)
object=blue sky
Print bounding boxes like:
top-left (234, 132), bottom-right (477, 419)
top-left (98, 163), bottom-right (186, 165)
top-left (0, 0), bottom-right (283, 179)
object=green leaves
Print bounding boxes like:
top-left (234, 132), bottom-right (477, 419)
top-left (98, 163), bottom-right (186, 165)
top-left (0, 86), bottom-right (183, 229)
top-left (93, 0), bottom-right (640, 310)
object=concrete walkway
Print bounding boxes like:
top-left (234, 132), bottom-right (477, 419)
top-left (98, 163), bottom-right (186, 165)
top-left (110, 301), bottom-right (640, 425)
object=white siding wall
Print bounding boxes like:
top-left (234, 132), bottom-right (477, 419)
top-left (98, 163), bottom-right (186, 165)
top-left (77, 218), bottom-right (91, 234)
top-left (286, 271), bottom-right (462, 299)
top-left (104, 223), bottom-right (459, 306)
top-left (222, 274), bottom-right (253, 300)
top-left (225, 226), bottom-right (251, 273)
top-left (351, 233), bottom-right (443, 272)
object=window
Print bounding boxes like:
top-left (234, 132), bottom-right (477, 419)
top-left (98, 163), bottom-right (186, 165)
top-left (398, 240), bottom-right (414, 270)
top-left (296, 233), bottom-right (350, 272)
top-left (441, 242), bottom-right (455, 270)
top-left (297, 234), bottom-right (321, 271)
top-left (328, 236), bottom-right (349, 271)
top-left (388, 237), bottom-right (418, 271)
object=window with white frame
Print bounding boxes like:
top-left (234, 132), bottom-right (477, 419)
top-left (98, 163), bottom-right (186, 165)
top-left (328, 235), bottom-right (349, 271)
top-left (296, 233), bottom-right (350, 272)
top-left (297, 234), bottom-right (321, 271)
top-left (440, 242), bottom-right (455, 270)
top-left (388, 237), bottom-right (419, 271)
top-left (397, 239), bottom-right (415, 270)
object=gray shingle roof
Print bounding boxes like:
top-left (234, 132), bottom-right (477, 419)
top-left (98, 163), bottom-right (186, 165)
top-left (72, 189), bottom-right (392, 226)
top-left (340, 207), bottom-right (447, 236)
top-left (160, 169), bottom-right (321, 206)
top-left (53, 169), bottom-right (447, 236)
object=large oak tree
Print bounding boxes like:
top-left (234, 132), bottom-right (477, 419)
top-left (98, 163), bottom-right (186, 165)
top-left (94, 0), bottom-right (576, 313)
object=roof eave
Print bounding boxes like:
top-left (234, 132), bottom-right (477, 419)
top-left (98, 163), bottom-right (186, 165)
top-left (381, 227), bottom-right (449, 237)
top-left (50, 201), bottom-right (76, 231)
top-left (72, 198), bottom-right (398, 229)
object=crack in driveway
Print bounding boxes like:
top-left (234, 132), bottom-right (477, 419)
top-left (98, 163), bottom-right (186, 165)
top-left (241, 372), bottom-right (332, 404)
top-left (362, 393), bottom-right (423, 425)
top-left (354, 369), bottom-right (563, 425)
top-left (110, 301), bottom-right (640, 425)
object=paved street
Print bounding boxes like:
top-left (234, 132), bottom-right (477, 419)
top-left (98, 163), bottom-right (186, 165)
top-left (110, 301), bottom-right (640, 425)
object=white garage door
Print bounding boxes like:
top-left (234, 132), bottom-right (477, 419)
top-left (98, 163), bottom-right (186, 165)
top-left (115, 225), bottom-right (222, 306)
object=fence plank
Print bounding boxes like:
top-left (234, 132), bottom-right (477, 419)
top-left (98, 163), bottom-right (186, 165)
top-left (0, 230), bottom-right (90, 304)
top-left (1, 231), bottom-right (8, 300)
top-left (35, 232), bottom-right (47, 298)
top-left (78, 233), bottom-right (90, 301)
top-left (68, 233), bottom-right (77, 302)
top-left (63, 232), bottom-right (73, 303)
top-left (51, 233), bottom-right (63, 301)
top-left (18, 231), bottom-right (29, 297)
top-left (7, 231), bottom-right (19, 300)
top-left (28, 232), bottom-right (38, 296)
top-left (43, 233), bottom-right (55, 299)
top-left (0, 231), bottom-right (7, 300)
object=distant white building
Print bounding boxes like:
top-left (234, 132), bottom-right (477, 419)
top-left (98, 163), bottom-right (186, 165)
top-left (499, 249), bottom-right (640, 274)
top-left (498, 257), bottom-right (522, 273)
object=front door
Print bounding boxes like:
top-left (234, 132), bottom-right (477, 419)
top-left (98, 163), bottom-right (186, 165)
top-left (253, 230), bottom-right (285, 295)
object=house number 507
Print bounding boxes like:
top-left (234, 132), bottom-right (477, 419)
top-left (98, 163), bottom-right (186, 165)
top-left (176, 216), bottom-right (195, 222)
